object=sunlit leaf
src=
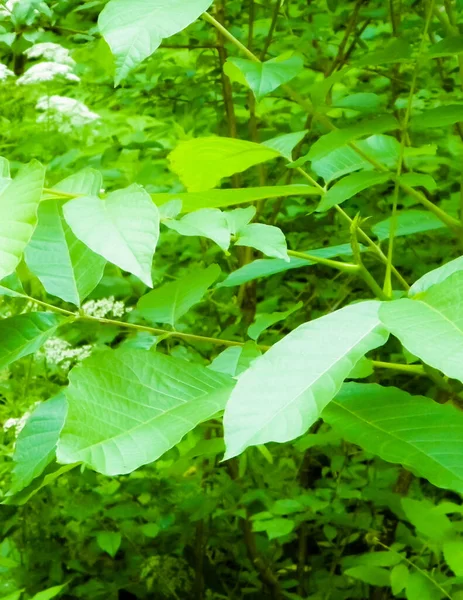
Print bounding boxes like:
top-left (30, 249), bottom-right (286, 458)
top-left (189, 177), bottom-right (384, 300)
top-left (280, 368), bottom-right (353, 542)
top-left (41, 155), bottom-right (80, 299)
top-left (234, 223), bottom-right (289, 261)
top-left (317, 172), bottom-right (391, 212)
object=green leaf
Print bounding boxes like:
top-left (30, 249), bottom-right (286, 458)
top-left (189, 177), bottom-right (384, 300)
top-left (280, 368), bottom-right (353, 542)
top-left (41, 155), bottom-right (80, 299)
top-left (168, 137), bottom-right (280, 192)
top-left (353, 38), bottom-right (412, 67)
top-left (372, 210), bottom-right (445, 241)
top-left (344, 566), bottom-right (390, 587)
top-left (99, 0), bottom-right (213, 85)
top-left (401, 498), bottom-right (453, 541)
top-left (405, 572), bottom-right (440, 600)
top-left (57, 349), bottom-right (235, 475)
top-left (323, 383), bottom-right (463, 494)
top-left (0, 160), bottom-right (45, 281)
top-left (141, 523), bottom-right (160, 538)
top-left (226, 54), bottom-right (303, 101)
top-left (225, 206), bottom-right (256, 235)
top-left (307, 115), bottom-right (398, 161)
top-left (252, 517), bottom-right (295, 540)
top-left (379, 272), bottom-right (463, 382)
top-left (0, 592), bottom-right (23, 600)
top-left (137, 264), bottom-right (220, 326)
top-left (317, 172), bottom-right (391, 212)
top-left (391, 564), bottom-right (409, 595)
top-left (248, 302), bottom-right (303, 341)
top-left (234, 223), bottom-right (289, 261)
top-left (443, 538), bottom-right (463, 576)
top-left (209, 343), bottom-right (262, 377)
top-left (310, 134), bottom-right (400, 182)
top-left (96, 531), bottom-right (121, 557)
top-left (333, 93), bottom-right (382, 113)
top-left (399, 173), bottom-right (437, 192)
top-left (3, 463), bottom-right (76, 507)
top-left (218, 243), bottom-right (359, 287)
top-left (0, 312), bottom-right (64, 369)
top-left (25, 170), bottom-right (106, 306)
top-left (428, 35), bottom-right (463, 57)
top-left (223, 301), bottom-right (388, 459)
top-left (410, 105), bottom-right (463, 130)
top-left (153, 185), bottom-right (320, 212)
top-left (9, 394), bottom-right (67, 495)
top-left (164, 209), bottom-right (231, 251)
top-left (262, 131), bottom-right (308, 160)
top-left (30, 584), bottom-right (67, 600)
top-left (410, 255), bottom-right (463, 295)
top-left (63, 184), bottom-right (160, 287)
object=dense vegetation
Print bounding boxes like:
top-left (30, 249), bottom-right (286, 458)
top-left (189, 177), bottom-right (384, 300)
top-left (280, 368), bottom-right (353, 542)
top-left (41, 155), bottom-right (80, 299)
top-left (1, 0), bottom-right (463, 598)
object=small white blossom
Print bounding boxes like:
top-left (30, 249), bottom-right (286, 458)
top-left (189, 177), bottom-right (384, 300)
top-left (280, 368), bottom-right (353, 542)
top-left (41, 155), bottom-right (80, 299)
top-left (36, 95), bottom-right (100, 132)
top-left (25, 42), bottom-right (75, 66)
top-left (82, 297), bottom-right (127, 319)
top-left (38, 337), bottom-right (92, 371)
top-left (17, 62), bottom-right (80, 85)
top-left (3, 403), bottom-right (38, 435)
top-left (0, 63), bottom-right (14, 81)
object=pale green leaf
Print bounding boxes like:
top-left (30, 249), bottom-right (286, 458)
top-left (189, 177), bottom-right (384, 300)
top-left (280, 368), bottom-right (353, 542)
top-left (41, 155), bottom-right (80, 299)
top-left (401, 497), bottom-right (453, 540)
top-left (225, 206), bottom-right (256, 236)
top-left (226, 54), bottom-right (303, 101)
top-left (317, 171), bottom-right (391, 212)
top-left (137, 264), bottom-right (220, 326)
top-left (9, 394), bottom-right (67, 495)
top-left (410, 255), bottom-right (463, 295)
top-left (0, 156), bottom-right (10, 178)
top-left (97, 531), bottom-right (121, 557)
top-left (223, 301), bottom-right (388, 459)
top-left (164, 209), bottom-right (231, 250)
top-left (333, 93), bottom-right (382, 113)
top-left (410, 105), bottom-right (463, 130)
top-left (428, 35), bottom-right (463, 57)
top-left (379, 272), bottom-right (463, 382)
top-left (323, 383), bottom-right (463, 494)
top-left (262, 131), bottom-right (307, 160)
top-left (443, 538), bottom-right (463, 576)
top-left (57, 349), bottom-right (235, 475)
top-left (218, 243), bottom-right (359, 287)
top-left (307, 115), bottom-right (398, 161)
top-left (168, 137), bottom-right (280, 192)
top-left (153, 185), bottom-right (320, 212)
top-left (234, 223), bottom-right (289, 261)
top-left (30, 584), bottom-right (67, 600)
top-left (391, 564), bottom-right (409, 595)
top-left (405, 572), bottom-right (440, 600)
top-left (99, 0), bottom-right (213, 85)
top-left (3, 463), bottom-right (76, 506)
top-left (0, 160), bottom-right (45, 281)
top-left (0, 312), bottom-right (64, 369)
top-left (248, 302), bottom-right (302, 341)
top-left (209, 343), bottom-right (262, 377)
top-left (63, 184), bottom-right (160, 286)
top-left (372, 210), bottom-right (445, 241)
top-left (0, 592), bottom-right (23, 600)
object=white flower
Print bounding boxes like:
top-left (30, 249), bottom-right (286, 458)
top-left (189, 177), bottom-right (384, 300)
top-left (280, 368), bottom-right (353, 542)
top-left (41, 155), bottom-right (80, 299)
top-left (17, 62), bottom-right (80, 85)
top-left (3, 402), bottom-right (40, 436)
top-left (82, 297), bottom-right (127, 319)
top-left (38, 337), bottom-right (92, 371)
top-left (0, 63), bottom-right (14, 81)
top-left (36, 95), bottom-right (100, 132)
top-left (25, 42), bottom-right (75, 66)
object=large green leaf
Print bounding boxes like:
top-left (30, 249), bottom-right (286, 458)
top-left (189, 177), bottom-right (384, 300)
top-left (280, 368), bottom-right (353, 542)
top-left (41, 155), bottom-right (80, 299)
top-left (138, 264), bottom-right (220, 326)
top-left (372, 210), bottom-right (445, 241)
top-left (0, 312), bottom-right (64, 369)
top-left (306, 115), bottom-right (398, 162)
top-left (9, 393), bottom-right (67, 495)
top-left (380, 272), bottom-right (463, 381)
top-left (410, 105), bottom-right (463, 129)
top-left (99, 0), bottom-right (213, 85)
top-left (410, 255), bottom-right (463, 295)
top-left (25, 170), bottom-right (106, 306)
top-left (168, 137), bottom-right (280, 192)
top-left (218, 243), bottom-right (359, 287)
top-left (223, 301), bottom-right (388, 459)
top-left (0, 160), bottom-right (45, 281)
top-left (323, 383), bottom-right (463, 494)
top-left (63, 184), bottom-right (160, 287)
top-left (226, 54), bottom-right (303, 101)
top-left (57, 349), bottom-right (235, 475)
top-left (152, 185), bottom-right (320, 212)
top-left (317, 172), bottom-right (391, 212)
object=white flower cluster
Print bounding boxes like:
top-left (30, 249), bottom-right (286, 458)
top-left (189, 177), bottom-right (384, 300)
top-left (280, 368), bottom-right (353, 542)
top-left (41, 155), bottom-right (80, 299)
top-left (38, 337), bottom-right (92, 371)
top-left (0, 63), bottom-right (14, 81)
top-left (36, 95), bottom-right (100, 132)
top-left (25, 42), bottom-right (75, 66)
top-left (3, 402), bottom-right (39, 436)
top-left (17, 62), bottom-right (80, 85)
top-left (82, 297), bottom-right (127, 319)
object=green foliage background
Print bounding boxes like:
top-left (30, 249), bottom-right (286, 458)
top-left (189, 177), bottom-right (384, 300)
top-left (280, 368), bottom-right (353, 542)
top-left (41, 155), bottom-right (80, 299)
top-left (0, 0), bottom-right (463, 599)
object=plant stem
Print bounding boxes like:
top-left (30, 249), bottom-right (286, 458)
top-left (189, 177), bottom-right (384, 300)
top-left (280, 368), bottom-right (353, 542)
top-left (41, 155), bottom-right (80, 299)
top-left (288, 250), bottom-right (360, 273)
top-left (371, 361), bottom-right (425, 375)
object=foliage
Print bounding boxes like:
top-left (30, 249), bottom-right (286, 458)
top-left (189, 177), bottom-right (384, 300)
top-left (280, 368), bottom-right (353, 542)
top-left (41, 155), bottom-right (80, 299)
top-left (0, 0), bottom-right (463, 599)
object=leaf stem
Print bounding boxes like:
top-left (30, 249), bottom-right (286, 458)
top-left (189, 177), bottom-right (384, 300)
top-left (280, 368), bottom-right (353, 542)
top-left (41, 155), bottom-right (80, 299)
top-left (288, 250), bottom-right (360, 274)
top-left (371, 361), bottom-right (425, 375)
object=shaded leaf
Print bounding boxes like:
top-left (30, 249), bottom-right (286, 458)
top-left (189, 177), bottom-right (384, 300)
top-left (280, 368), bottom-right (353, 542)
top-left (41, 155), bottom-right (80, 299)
top-left (209, 343), bottom-right (262, 377)
top-left (96, 531), bottom-right (121, 558)
top-left (248, 302), bottom-right (302, 341)
top-left (410, 105), bottom-right (463, 130)
top-left (372, 210), bottom-right (445, 241)
top-left (317, 172), bottom-right (391, 212)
